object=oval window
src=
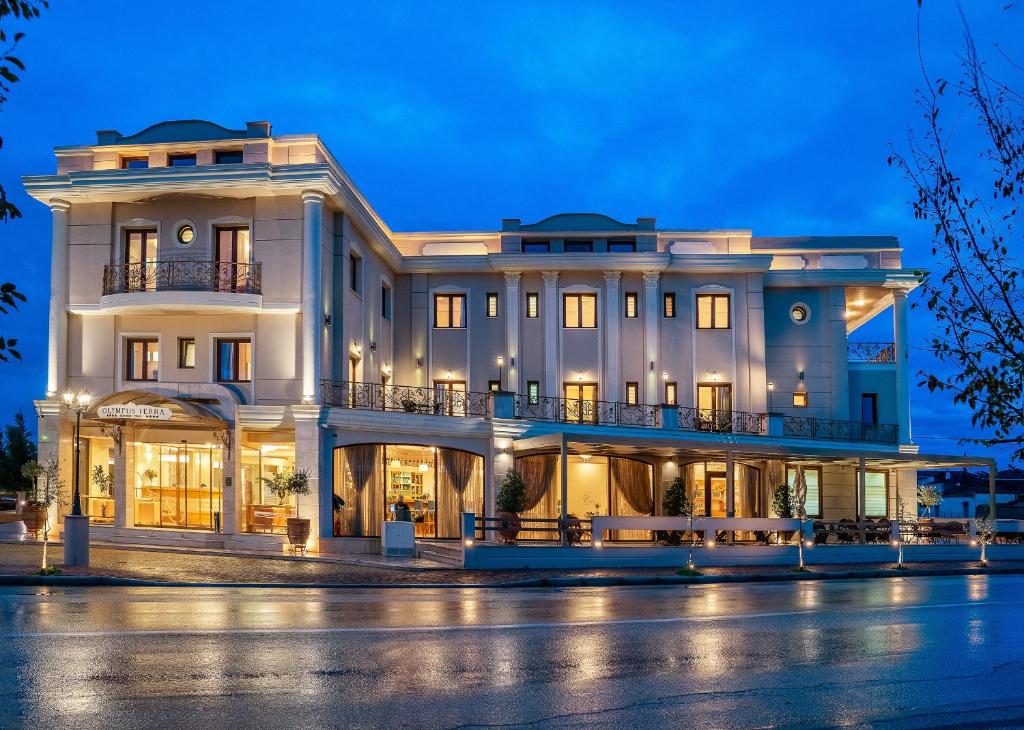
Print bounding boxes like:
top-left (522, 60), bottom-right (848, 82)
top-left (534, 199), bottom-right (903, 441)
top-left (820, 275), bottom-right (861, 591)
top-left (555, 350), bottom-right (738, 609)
top-left (790, 303), bottom-right (810, 324)
top-left (176, 224), bottom-right (195, 246)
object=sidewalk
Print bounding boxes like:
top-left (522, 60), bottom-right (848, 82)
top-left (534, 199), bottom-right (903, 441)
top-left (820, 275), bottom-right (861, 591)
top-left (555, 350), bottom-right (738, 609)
top-left (1, 541), bottom-right (1021, 588)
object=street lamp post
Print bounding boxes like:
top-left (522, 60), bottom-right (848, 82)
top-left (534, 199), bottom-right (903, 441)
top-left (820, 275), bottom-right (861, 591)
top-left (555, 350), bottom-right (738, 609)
top-left (61, 389), bottom-right (92, 568)
top-left (63, 389), bottom-right (92, 517)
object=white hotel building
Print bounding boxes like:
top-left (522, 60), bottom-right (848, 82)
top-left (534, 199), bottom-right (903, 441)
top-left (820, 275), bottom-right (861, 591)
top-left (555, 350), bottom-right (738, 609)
top-left (24, 119), bottom-right (994, 557)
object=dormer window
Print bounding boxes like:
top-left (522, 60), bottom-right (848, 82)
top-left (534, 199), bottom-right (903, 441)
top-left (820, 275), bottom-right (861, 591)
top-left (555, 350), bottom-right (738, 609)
top-left (565, 240), bottom-right (593, 253)
top-left (215, 149), bottom-right (243, 164)
top-left (608, 240), bottom-right (636, 253)
top-left (168, 153), bottom-right (197, 167)
top-left (121, 156), bottom-right (148, 169)
top-left (522, 240), bottom-right (550, 253)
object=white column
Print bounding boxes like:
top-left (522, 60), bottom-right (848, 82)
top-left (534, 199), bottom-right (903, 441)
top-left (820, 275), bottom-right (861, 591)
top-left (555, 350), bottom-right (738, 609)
top-left (643, 272), bottom-right (660, 405)
top-left (892, 287), bottom-right (912, 443)
top-left (543, 271), bottom-right (559, 398)
top-left (504, 272), bottom-right (521, 393)
top-left (301, 191), bottom-right (325, 402)
top-left (828, 287), bottom-right (849, 420)
top-left (604, 271), bottom-right (622, 402)
top-left (47, 200), bottom-right (70, 397)
top-left (559, 435), bottom-right (568, 545)
top-left (725, 450), bottom-right (735, 519)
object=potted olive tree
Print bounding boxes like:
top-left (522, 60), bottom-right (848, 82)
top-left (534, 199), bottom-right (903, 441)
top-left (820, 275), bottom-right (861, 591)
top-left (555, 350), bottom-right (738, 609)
top-left (21, 456), bottom-right (63, 574)
top-left (662, 476), bottom-right (701, 575)
top-left (917, 485), bottom-right (941, 519)
top-left (772, 483), bottom-right (795, 543)
top-left (495, 467), bottom-right (527, 544)
top-left (91, 465), bottom-right (114, 518)
top-left (263, 469), bottom-right (312, 552)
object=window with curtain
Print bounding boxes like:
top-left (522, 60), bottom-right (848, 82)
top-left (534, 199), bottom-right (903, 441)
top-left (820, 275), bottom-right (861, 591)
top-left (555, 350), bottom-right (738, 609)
top-left (437, 448), bottom-right (483, 538)
top-left (526, 292), bottom-right (539, 318)
top-left (563, 293), bottom-right (597, 328)
top-left (624, 292), bottom-right (638, 318)
top-left (625, 382), bottom-right (639, 404)
top-left (696, 293), bottom-right (730, 329)
top-left (126, 338), bottom-right (159, 381)
top-left (787, 466), bottom-right (822, 518)
top-left (486, 292), bottom-right (499, 318)
top-left (216, 338), bottom-right (252, 382)
top-left (333, 444), bottom-right (383, 537)
top-left (865, 471), bottom-right (888, 517)
top-left (434, 294), bottom-right (466, 328)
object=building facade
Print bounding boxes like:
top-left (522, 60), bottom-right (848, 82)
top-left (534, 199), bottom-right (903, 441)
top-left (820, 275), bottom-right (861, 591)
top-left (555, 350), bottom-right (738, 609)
top-left (25, 119), bottom-right (984, 555)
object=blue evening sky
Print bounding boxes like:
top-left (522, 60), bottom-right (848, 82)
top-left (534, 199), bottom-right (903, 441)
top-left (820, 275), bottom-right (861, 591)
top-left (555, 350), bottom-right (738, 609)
top-left (0, 1), bottom-right (1020, 464)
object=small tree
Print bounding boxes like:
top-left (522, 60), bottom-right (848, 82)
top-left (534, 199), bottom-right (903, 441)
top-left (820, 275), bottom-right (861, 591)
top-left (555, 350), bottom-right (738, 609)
top-left (772, 483), bottom-right (795, 519)
top-left (22, 454), bottom-right (61, 573)
top-left (663, 476), bottom-right (701, 573)
top-left (917, 485), bottom-right (941, 518)
top-left (496, 467), bottom-right (527, 514)
top-left (972, 513), bottom-right (996, 566)
top-left (262, 468), bottom-right (311, 518)
top-left (90, 464), bottom-right (113, 497)
top-left (0, 410), bottom-right (36, 491)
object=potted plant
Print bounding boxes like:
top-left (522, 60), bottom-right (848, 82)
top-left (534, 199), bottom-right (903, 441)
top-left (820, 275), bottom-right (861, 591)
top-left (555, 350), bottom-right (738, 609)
top-left (262, 469), bottom-right (312, 552)
top-left (772, 483), bottom-right (795, 543)
top-left (917, 485), bottom-right (941, 520)
top-left (141, 468), bottom-right (158, 489)
top-left (495, 467), bottom-right (527, 544)
top-left (21, 456), bottom-right (63, 574)
top-left (90, 465), bottom-right (115, 518)
top-left (659, 476), bottom-right (690, 547)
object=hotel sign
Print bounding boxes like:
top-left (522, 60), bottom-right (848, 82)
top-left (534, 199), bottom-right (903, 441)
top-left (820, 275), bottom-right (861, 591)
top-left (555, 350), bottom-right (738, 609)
top-left (96, 404), bottom-right (173, 421)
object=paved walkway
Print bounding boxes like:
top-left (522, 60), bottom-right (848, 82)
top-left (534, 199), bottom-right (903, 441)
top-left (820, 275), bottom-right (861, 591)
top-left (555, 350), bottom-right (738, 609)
top-left (0, 541), bottom-right (1013, 586)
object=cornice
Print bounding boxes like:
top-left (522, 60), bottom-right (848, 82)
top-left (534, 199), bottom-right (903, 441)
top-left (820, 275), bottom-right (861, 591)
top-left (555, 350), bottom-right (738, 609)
top-left (764, 268), bottom-right (924, 289)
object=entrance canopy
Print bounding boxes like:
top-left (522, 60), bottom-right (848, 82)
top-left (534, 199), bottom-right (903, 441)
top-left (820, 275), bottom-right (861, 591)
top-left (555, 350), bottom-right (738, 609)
top-left (87, 390), bottom-right (229, 431)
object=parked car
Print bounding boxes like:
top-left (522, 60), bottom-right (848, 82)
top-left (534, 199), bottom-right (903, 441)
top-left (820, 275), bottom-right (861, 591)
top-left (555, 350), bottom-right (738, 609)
top-left (0, 494), bottom-right (16, 511)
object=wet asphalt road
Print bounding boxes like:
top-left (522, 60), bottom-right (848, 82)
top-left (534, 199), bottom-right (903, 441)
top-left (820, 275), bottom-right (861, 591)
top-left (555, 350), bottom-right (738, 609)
top-left (2, 575), bottom-right (1024, 729)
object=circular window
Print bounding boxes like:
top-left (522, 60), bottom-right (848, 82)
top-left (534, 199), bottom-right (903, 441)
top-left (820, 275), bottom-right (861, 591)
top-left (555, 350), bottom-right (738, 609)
top-left (790, 303), bottom-right (811, 325)
top-left (176, 224), bottom-right (195, 246)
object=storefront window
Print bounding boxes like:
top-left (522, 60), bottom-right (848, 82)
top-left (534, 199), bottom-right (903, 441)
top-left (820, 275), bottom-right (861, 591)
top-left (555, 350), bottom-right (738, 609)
top-left (77, 436), bottom-right (116, 523)
top-left (683, 461), bottom-right (763, 518)
top-left (333, 444), bottom-right (483, 539)
top-left (240, 438), bottom-right (296, 534)
top-left (133, 442), bottom-right (223, 530)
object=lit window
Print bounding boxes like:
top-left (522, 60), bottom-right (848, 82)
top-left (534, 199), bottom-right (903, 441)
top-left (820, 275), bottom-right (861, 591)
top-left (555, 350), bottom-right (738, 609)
top-left (563, 293), bottom-right (597, 328)
top-left (177, 338), bottom-right (195, 369)
top-left (526, 292), bottom-right (539, 318)
top-left (624, 292), bottom-right (638, 319)
top-left (625, 382), bottom-right (639, 404)
top-left (865, 472), bottom-right (888, 517)
top-left (486, 292), bottom-right (499, 318)
top-left (665, 382), bottom-right (677, 405)
top-left (214, 149), bottom-right (243, 164)
top-left (696, 293), bottom-right (730, 329)
top-left (522, 241), bottom-right (550, 253)
top-left (167, 153), bottom-right (197, 167)
top-left (663, 293), bottom-right (676, 319)
top-left (488, 380), bottom-right (501, 392)
top-left (792, 392), bottom-right (808, 408)
top-left (126, 339), bottom-right (159, 381)
top-left (527, 381), bottom-right (540, 405)
top-left (434, 294), bottom-right (466, 328)
top-left (790, 303), bottom-right (810, 324)
top-left (787, 466), bottom-right (822, 518)
top-left (216, 338), bottom-right (252, 382)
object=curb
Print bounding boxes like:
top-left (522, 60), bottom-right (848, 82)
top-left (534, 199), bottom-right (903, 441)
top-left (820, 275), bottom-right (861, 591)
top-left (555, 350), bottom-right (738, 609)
top-left (2, 565), bottom-right (1021, 589)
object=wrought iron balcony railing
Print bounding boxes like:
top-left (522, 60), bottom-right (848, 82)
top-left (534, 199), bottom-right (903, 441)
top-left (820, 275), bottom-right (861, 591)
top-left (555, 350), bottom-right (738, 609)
top-left (321, 380), bottom-right (490, 417)
top-left (847, 342), bottom-right (895, 363)
top-left (783, 415), bottom-right (898, 444)
top-left (102, 260), bottom-right (262, 296)
top-left (512, 395), bottom-right (658, 427)
top-left (678, 407), bottom-right (765, 435)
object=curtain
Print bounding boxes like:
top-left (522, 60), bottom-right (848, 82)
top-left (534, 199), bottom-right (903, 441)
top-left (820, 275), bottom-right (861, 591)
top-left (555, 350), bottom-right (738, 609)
top-left (344, 444), bottom-right (381, 537)
top-left (516, 455), bottom-right (558, 539)
top-left (610, 458), bottom-right (654, 514)
top-left (437, 448), bottom-right (479, 538)
top-left (765, 459), bottom-right (785, 517)
top-left (610, 458), bottom-right (654, 541)
top-left (736, 463), bottom-right (761, 518)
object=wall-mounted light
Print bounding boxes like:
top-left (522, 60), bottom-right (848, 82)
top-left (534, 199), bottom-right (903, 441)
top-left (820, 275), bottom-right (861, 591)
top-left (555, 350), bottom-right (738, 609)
top-left (497, 356), bottom-right (504, 366)
top-left (576, 371), bottom-right (583, 382)
top-left (510, 356), bottom-right (516, 367)
top-left (416, 357), bottom-right (423, 369)
top-left (650, 360), bottom-right (655, 371)
top-left (711, 371), bottom-right (720, 382)
top-left (445, 370), bottom-right (452, 381)
top-left (662, 371), bottom-right (669, 381)
top-left (324, 314), bottom-right (332, 327)
top-left (369, 341), bottom-right (377, 353)
top-left (798, 370), bottom-right (805, 381)
top-left (768, 381), bottom-right (775, 391)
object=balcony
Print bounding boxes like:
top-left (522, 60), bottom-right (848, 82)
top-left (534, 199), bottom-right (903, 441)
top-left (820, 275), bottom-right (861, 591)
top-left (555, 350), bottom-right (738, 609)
top-left (97, 260), bottom-right (263, 314)
top-left (847, 342), bottom-right (895, 363)
top-left (321, 380), bottom-right (898, 445)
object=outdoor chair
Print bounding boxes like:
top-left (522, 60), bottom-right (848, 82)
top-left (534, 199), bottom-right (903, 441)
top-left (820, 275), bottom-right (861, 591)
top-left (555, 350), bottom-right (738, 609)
top-left (835, 519), bottom-right (857, 544)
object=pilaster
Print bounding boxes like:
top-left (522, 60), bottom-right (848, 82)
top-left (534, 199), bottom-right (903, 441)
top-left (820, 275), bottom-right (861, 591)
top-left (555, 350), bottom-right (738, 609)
top-left (603, 271), bottom-right (622, 403)
top-left (301, 191), bottom-right (325, 402)
top-left (643, 271), bottom-right (660, 405)
top-left (47, 200), bottom-right (70, 397)
top-left (504, 272), bottom-right (521, 393)
top-left (543, 271), bottom-right (559, 398)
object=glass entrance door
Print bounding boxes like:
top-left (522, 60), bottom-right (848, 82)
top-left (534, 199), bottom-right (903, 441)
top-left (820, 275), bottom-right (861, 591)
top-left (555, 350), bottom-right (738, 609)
top-left (707, 473), bottom-right (728, 517)
top-left (134, 442), bottom-right (223, 530)
top-left (563, 383), bottom-right (598, 423)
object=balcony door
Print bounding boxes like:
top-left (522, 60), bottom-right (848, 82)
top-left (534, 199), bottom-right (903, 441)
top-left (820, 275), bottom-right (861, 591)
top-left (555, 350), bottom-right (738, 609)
top-left (563, 382), bottom-right (598, 423)
top-left (696, 383), bottom-right (732, 431)
top-left (215, 226), bottom-right (251, 292)
top-left (433, 380), bottom-right (467, 416)
top-left (123, 229), bottom-right (158, 292)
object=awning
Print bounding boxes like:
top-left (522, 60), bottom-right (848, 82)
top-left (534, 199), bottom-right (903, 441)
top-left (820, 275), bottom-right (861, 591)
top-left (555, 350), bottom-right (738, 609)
top-left (86, 390), bottom-right (229, 431)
